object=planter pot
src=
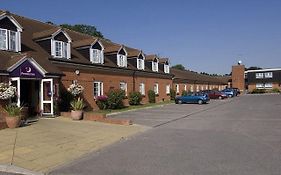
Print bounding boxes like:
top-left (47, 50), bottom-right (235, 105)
top-left (5, 116), bottom-right (21, 128)
top-left (71, 110), bottom-right (83, 120)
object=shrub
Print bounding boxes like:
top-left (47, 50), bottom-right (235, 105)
top-left (70, 97), bottom-right (85, 111)
top-left (129, 91), bottom-right (142, 105)
top-left (96, 95), bottom-right (108, 110)
top-left (5, 103), bottom-right (23, 117)
top-left (107, 89), bottom-right (125, 109)
top-left (67, 83), bottom-right (84, 97)
top-left (148, 90), bottom-right (156, 103)
top-left (271, 88), bottom-right (280, 93)
top-left (170, 89), bottom-right (176, 100)
top-left (181, 90), bottom-right (188, 96)
top-left (59, 89), bottom-right (74, 112)
top-left (251, 89), bottom-right (266, 94)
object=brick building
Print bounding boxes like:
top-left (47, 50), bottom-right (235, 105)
top-left (0, 10), bottom-right (173, 117)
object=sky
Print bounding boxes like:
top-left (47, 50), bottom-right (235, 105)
top-left (1, 0), bottom-right (281, 74)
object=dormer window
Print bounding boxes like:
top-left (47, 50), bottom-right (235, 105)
top-left (0, 14), bottom-right (22, 52)
top-left (164, 64), bottom-right (170, 73)
top-left (117, 48), bottom-right (127, 67)
top-left (137, 54), bottom-right (145, 70)
top-left (152, 60), bottom-right (158, 72)
top-left (51, 30), bottom-right (71, 59)
top-left (90, 41), bottom-right (104, 64)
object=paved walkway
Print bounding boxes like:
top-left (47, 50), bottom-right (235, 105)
top-left (0, 117), bottom-right (146, 173)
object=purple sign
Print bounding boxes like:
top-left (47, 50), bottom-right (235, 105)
top-left (10, 60), bottom-right (44, 78)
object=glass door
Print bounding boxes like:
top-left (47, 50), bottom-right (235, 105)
top-left (40, 79), bottom-right (53, 115)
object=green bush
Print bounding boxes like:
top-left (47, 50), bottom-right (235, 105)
top-left (181, 90), bottom-right (188, 96)
top-left (95, 95), bottom-right (108, 110)
top-left (129, 91), bottom-right (142, 105)
top-left (70, 97), bottom-right (85, 111)
top-left (251, 89), bottom-right (266, 94)
top-left (148, 90), bottom-right (156, 103)
top-left (107, 89), bottom-right (126, 109)
top-left (5, 103), bottom-right (23, 117)
top-left (271, 88), bottom-right (280, 93)
top-left (170, 89), bottom-right (176, 100)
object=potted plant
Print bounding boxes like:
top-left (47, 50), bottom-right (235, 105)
top-left (4, 103), bottom-right (22, 128)
top-left (70, 97), bottom-right (85, 120)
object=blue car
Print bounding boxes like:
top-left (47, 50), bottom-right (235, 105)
top-left (175, 93), bottom-right (210, 105)
top-left (221, 88), bottom-right (236, 97)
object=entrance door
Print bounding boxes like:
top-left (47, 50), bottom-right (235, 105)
top-left (10, 77), bottom-right (20, 107)
top-left (41, 79), bottom-right (53, 115)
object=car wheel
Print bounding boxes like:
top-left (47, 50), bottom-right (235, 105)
top-left (228, 94), bottom-right (232, 98)
top-left (218, 96), bottom-right (222, 100)
top-left (178, 100), bottom-right (183, 104)
top-left (198, 99), bottom-right (203, 105)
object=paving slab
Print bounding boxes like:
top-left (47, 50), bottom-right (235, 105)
top-left (0, 117), bottom-right (146, 173)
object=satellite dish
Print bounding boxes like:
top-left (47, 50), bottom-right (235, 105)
top-left (238, 60), bottom-right (242, 65)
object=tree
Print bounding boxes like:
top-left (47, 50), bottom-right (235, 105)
top-left (60, 24), bottom-right (104, 38)
top-left (171, 64), bottom-right (186, 70)
top-left (245, 66), bottom-right (262, 71)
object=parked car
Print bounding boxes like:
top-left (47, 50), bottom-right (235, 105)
top-left (175, 93), bottom-right (210, 104)
top-left (232, 88), bottom-right (241, 95)
top-left (206, 90), bottom-right (227, 99)
top-left (221, 88), bottom-right (236, 97)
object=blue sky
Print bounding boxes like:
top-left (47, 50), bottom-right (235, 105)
top-left (2, 0), bottom-right (281, 74)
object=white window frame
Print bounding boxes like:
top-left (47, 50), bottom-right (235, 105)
top-left (154, 83), bottom-right (159, 95)
top-left (137, 58), bottom-right (144, 70)
top-left (164, 64), bottom-right (170, 73)
top-left (52, 40), bottom-right (71, 59)
top-left (264, 83), bottom-right (273, 89)
top-left (0, 28), bottom-right (20, 52)
top-left (196, 85), bottom-right (199, 92)
top-left (255, 73), bottom-right (264, 79)
top-left (117, 54), bottom-right (127, 67)
top-left (120, 82), bottom-right (128, 95)
top-left (152, 61), bottom-right (158, 72)
top-left (93, 81), bottom-right (103, 97)
top-left (256, 83), bottom-right (264, 89)
top-left (264, 72), bottom-right (273, 78)
top-left (139, 83), bottom-right (145, 95)
top-left (190, 85), bottom-right (194, 92)
top-left (90, 49), bottom-right (104, 64)
top-left (166, 84), bottom-right (170, 94)
top-left (175, 84), bottom-right (179, 93)
top-left (184, 84), bottom-right (187, 91)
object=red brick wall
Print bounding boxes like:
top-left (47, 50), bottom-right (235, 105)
top-left (60, 68), bottom-right (172, 110)
top-left (232, 65), bottom-right (245, 92)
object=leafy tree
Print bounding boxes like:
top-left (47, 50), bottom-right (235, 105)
top-left (171, 64), bottom-right (186, 70)
top-left (60, 24), bottom-right (104, 38)
top-left (246, 66), bottom-right (262, 71)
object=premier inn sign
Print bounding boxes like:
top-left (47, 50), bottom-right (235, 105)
top-left (10, 59), bottom-right (44, 79)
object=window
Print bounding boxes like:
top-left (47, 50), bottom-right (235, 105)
top-left (264, 72), bottom-right (273, 78)
top-left (154, 83), bottom-right (159, 95)
top-left (175, 84), bottom-right (179, 93)
top-left (196, 85), bottom-right (199, 92)
top-left (152, 61), bottom-right (158, 72)
top-left (93, 81), bottom-right (103, 97)
top-left (139, 83), bottom-right (145, 95)
top-left (117, 54), bottom-right (127, 67)
top-left (184, 85), bottom-right (187, 91)
top-left (164, 64), bottom-right (170, 73)
top-left (206, 85), bottom-right (208, 90)
top-left (53, 40), bottom-right (70, 59)
top-left (201, 86), bottom-right (204, 90)
top-left (0, 28), bottom-right (20, 51)
top-left (90, 49), bottom-right (104, 64)
top-left (256, 73), bottom-right (264, 79)
top-left (264, 83), bottom-right (272, 88)
top-left (190, 85), bottom-right (194, 92)
top-left (166, 84), bottom-right (170, 94)
top-left (120, 82), bottom-right (127, 95)
top-left (137, 58), bottom-right (144, 70)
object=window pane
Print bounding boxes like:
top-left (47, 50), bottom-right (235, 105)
top-left (0, 29), bottom-right (7, 49)
top-left (9, 31), bottom-right (16, 51)
top-left (55, 41), bottom-right (62, 57)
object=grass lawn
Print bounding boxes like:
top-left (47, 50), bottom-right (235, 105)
top-left (95, 100), bottom-right (174, 115)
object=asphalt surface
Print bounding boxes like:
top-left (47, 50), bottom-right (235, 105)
top-left (49, 94), bottom-right (281, 175)
top-left (9, 94), bottom-right (281, 175)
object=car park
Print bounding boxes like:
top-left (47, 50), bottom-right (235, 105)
top-left (175, 93), bottom-right (210, 104)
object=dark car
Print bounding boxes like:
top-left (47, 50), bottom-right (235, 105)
top-left (207, 90), bottom-right (227, 99)
top-left (232, 88), bottom-right (241, 95)
top-left (175, 93), bottom-right (210, 105)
